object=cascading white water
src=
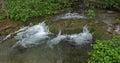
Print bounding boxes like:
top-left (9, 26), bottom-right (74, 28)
top-left (47, 31), bottom-right (67, 48)
top-left (69, 25), bottom-right (92, 45)
top-left (53, 12), bottom-right (87, 21)
top-left (13, 22), bottom-right (51, 48)
top-left (47, 25), bottom-right (92, 47)
top-left (115, 25), bottom-right (120, 34)
top-left (13, 22), bottom-right (92, 48)
top-left (60, 13), bottom-right (86, 19)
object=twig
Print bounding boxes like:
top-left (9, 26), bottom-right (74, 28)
top-left (0, 26), bottom-right (11, 32)
top-left (0, 26), bottom-right (29, 44)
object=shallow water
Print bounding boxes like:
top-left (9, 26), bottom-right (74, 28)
top-left (0, 21), bottom-right (93, 63)
top-left (0, 40), bottom-right (92, 63)
top-left (0, 9), bottom-right (120, 63)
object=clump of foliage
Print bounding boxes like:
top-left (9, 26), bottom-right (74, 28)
top-left (87, 9), bottom-right (95, 19)
top-left (89, 35), bottom-right (120, 63)
top-left (104, 0), bottom-right (120, 10)
top-left (49, 24), bottom-right (57, 33)
top-left (2, 0), bottom-right (72, 22)
top-left (112, 18), bottom-right (120, 24)
top-left (0, 8), bottom-right (6, 19)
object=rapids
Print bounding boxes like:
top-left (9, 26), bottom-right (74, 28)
top-left (13, 22), bottom-right (92, 48)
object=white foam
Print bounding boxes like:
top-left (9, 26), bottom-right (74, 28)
top-left (60, 13), bottom-right (86, 19)
top-left (115, 25), bottom-right (120, 34)
top-left (47, 25), bottom-right (92, 47)
top-left (13, 22), bottom-right (92, 48)
top-left (53, 13), bottom-right (87, 21)
top-left (13, 22), bottom-right (50, 48)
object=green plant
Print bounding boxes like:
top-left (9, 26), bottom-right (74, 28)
top-left (0, 8), bottom-right (6, 19)
top-left (89, 35), bottom-right (120, 63)
top-left (49, 24), bottom-right (56, 33)
top-left (87, 9), bottom-right (95, 19)
top-left (104, 0), bottom-right (120, 10)
top-left (2, 0), bottom-right (72, 22)
top-left (115, 19), bottom-right (120, 24)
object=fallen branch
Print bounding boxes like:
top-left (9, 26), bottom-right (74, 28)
top-left (0, 26), bottom-right (29, 44)
top-left (0, 25), bottom-right (11, 32)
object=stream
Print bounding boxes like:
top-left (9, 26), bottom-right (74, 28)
top-left (0, 9), bottom-right (120, 63)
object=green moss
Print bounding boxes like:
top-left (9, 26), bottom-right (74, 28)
top-left (72, 27), bottom-right (83, 34)
top-left (49, 24), bottom-right (57, 33)
top-left (113, 19), bottom-right (120, 24)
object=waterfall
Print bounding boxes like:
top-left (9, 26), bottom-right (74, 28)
top-left (47, 31), bottom-right (67, 48)
top-left (115, 25), bottom-right (120, 34)
top-left (69, 25), bottom-right (92, 45)
top-left (13, 22), bottom-right (92, 48)
top-left (13, 22), bottom-right (51, 48)
top-left (60, 13), bottom-right (86, 19)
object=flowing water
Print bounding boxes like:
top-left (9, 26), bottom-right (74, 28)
top-left (0, 9), bottom-right (120, 63)
top-left (0, 22), bottom-right (92, 63)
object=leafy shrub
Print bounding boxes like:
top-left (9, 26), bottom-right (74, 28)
top-left (0, 8), bottom-right (6, 19)
top-left (2, 0), bottom-right (72, 22)
top-left (87, 9), bottom-right (95, 19)
top-left (112, 19), bottom-right (120, 24)
top-left (89, 35), bottom-right (120, 63)
top-left (104, 0), bottom-right (120, 10)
